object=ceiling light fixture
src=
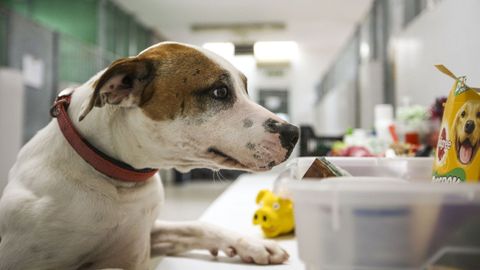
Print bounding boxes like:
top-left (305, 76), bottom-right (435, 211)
top-left (202, 42), bottom-right (235, 59)
top-left (254, 41), bottom-right (299, 64)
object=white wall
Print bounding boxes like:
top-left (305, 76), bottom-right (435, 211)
top-left (394, 0), bottom-right (480, 107)
top-left (229, 45), bottom-right (326, 128)
top-left (290, 46), bottom-right (327, 127)
top-left (0, 69), bottom-right (24, 193)
top-left (315, 79), bottom-right (356, 135)
top-left (359, 60), bottom-right (384, 129)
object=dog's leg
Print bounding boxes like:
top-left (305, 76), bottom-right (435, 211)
top-left (150, 220), bottom-right (289, 265)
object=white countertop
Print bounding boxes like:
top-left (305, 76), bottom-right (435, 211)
top-left (156, 173), bottom-right (304, 269)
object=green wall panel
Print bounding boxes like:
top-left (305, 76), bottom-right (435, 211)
top-left (0, 8), bottom-right (8, 66)
top-left (0, 0), bottom-right (98, 45)
top-left (0, 0), bottom-right (158, 82)
top-left (31, 0), bottom-right (98, 45)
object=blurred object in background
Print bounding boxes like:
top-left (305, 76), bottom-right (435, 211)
top-left (332, 129), bottom-right (378, 157)
top-left (307, 97), bottom-right (446, 158)
top-left (429, 96), bottom-right (448, 121)
top-left (374, 104), bottom-right (394, 145)
top-left (396, 101), bottom-right (429, 146)
top-left (299, 126), bottom-right (342, 156)
top-left (426, 96), bottom-right (448, 148)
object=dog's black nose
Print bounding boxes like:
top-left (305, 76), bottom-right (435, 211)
top-left (278, 124), bottom-right (299, 150)
top-left (263, 118), bottom-right (299, 150)
top-left (465, 120), bottom-right (475, 134)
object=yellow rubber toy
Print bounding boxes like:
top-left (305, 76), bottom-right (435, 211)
top-left (253, 189), bottom-right (294, 238)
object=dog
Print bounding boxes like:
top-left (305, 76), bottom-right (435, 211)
top-left (0, 42), bottom-right (299, 270)
top-left (454, 101), bottom-right (480, 164)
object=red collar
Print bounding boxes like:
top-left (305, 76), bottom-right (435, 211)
top-left (50, 91), bottom-right (158, 183)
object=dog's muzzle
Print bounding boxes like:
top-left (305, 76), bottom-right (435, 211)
top-left (263, 118), bottom-right (299, 154)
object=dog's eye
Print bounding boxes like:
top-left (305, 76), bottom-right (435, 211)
top-left (477, 112), bottom-right (480, 118)
top-left (211, 87), bottom-right (229, 100)
top-left (461, 111), bottom-right (466, 118)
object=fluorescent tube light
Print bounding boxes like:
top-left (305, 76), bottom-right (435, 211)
top-left (254, 41), bottom-right (298, 64)
top-left (202, 42), bottom-right (235, 59)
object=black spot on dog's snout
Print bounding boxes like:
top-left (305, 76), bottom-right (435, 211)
top-left (465, 120), bottom-right (475, 134)
top-left (183, 77), bottom-right (188, 83)
top-left (246, 142), bottom-right (256, 150)
top-left (243, 118), bottom-right (253, 128)
top-left (263, 118), bottom-right (281, 133)
top-left (193, 69), bottom-right (201, 76)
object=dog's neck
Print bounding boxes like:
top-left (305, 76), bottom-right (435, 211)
top-left (65, 76), bottom-right (169, 177)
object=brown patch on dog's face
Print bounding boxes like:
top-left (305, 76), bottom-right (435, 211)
top-left (137, 43), bottom-right (236, 121)
top-left (455, 101), bottom-right (480, 164)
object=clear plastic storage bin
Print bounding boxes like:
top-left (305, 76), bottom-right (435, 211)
top-left (287, 157), bottom-right (480, 270)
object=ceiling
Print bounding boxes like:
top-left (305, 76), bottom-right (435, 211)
top-left (114, 0), bottom-right (373, 64)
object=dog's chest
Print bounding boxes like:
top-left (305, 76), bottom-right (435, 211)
top-left (63, 182), bottom-right (163, 266)
top-left (61, 178), bottom-right (162, 263)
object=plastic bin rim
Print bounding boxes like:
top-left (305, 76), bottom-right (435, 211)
top-left (292, 156), bottom-right (435, 163)
top-left (287, 181), bottom-right (480, 195)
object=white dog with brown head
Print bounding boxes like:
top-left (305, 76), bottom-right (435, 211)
top-left (0, 42), bottom-right (298, 269)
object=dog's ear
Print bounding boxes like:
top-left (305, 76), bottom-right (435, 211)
top-left (79, 57), bottom-right (155, 121)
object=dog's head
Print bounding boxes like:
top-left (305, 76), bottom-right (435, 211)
top-left (79, 42), bottom-right (299, 172)
top-left (454, 101), bottom-right (480, 164)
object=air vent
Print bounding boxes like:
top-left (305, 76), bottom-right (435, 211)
top-left (234, 44), bottom-right (254, 55)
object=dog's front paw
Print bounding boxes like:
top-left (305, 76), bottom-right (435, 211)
top-left (213, 236), bottom-right (289, 265)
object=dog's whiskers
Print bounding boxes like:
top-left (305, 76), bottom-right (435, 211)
top-left (212, 170), bottom-right (222, 184)
top-left (217, 170), bottom-right (227, 183)
top-left (213, 170), bottom-right (226, 184)
top-left (212, 170), bottom-right (217, 184)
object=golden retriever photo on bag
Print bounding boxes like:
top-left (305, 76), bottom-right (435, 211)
top-left (454, 100), bottom-right (480, 164)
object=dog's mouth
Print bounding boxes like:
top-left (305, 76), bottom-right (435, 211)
top-left (457, 138), bottom-right (478, 164)
top-left (205, 144), bottom-right (286, 172)
top-left (207, 147), bottom-right (249, 170)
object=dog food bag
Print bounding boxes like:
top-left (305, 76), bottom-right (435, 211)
top-left (432, 65), bottom-right (480, 183)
